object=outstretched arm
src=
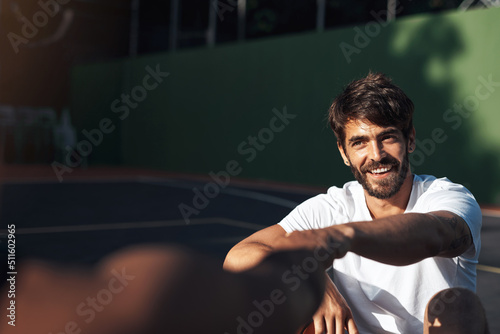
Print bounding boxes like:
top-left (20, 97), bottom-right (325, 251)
top-left (281, 210), bottom-right (473, 266)
top-left (224, 210), bottom-right (472, 334)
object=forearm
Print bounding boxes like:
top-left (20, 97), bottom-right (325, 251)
top-left (224, 241), bottom-right (274, 272)
top-left (345, 212), bottom-right (463, 265)
top-left (224, 224), bottom-right (291, 272)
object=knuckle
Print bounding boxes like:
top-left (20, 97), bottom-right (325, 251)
top-left (314, 327), bottom-right (324, 334)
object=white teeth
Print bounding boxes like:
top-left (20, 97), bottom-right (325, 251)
top-left (371, 167), bottom-right (390, 174)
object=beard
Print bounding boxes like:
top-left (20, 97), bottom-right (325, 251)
top-left (349, 152), bottom-right (410, 200)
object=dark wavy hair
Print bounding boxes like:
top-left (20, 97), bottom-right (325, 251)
top-left (328, 72), bottom-right (414, 149)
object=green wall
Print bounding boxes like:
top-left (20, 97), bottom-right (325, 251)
top-left (71, 7), bottom-right (500, 205)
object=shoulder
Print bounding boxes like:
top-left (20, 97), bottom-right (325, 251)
top-left (278, 180), bottom-right (363, 231)
top-left (326, 180), bottom-right (363, 201)
top-left (413, 174), bottom-right (476, 198)
top-left (320, 180), bottom-right (365, 215)
top-left (410, 174), bottom-right (481, 227)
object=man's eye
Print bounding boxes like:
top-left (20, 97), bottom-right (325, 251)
top-left (352, 141), bottom-right (362, 147)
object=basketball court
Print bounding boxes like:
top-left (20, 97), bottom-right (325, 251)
top-left (0, 165), bottom-right (498, 332)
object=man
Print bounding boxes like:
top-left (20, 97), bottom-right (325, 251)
top-left (224, 72), bottom-right (484, 334)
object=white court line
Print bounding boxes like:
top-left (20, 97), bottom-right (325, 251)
top-left (477, 264), bottom-right (500, 275)
top-left (140, 180), bottom-right (300, 209)
top-left (1, 217), bottom-right (266, 235)
top-left (220, 187), bottom-right (299, 208)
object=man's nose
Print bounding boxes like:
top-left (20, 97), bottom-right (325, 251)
top-left (368, 141), bottom-right (385, 161)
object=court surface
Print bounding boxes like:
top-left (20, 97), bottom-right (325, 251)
top-left (0, 165), bottom-right (499, 332)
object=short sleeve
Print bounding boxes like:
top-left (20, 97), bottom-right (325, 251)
top-left (419, 179), bottom-right (482, 258)
top-left (278, 187), bottom-right (351, 233)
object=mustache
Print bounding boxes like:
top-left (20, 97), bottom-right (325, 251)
top-left (360, 156), bottom-right (399, 173)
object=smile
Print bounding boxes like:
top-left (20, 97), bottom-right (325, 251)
top-left (368, 166), bottom-right (393, 176)
top-left (371, 167), bottom-right (391, 174)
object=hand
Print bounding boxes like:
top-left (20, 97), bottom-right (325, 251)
top-left (312, 275), bottom-right (358, 334)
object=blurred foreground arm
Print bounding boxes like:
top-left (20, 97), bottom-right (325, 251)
top-left (0, 245), bottom-right (325, 334)
top-left (224, 225), bottom-right (357, 334)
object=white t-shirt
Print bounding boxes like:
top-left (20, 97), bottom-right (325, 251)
top-left (278, 174), bottom-right (482, 334)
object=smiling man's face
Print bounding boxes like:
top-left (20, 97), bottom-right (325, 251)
top-left (338, 119), bottom-right (415, 200)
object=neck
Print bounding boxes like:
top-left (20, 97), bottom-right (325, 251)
top-left (365, 173), bottom-right (414, 220)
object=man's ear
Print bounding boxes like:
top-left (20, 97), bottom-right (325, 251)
top-left (408, 127), bottom-right (416, 153)
top-left (337, 141), bottom-right (350, 166)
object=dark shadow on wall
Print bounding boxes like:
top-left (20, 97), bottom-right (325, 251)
top-left (377, 14), bottom-right (500, 205)
top-left (368, 14), bottom-right (500, 332)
